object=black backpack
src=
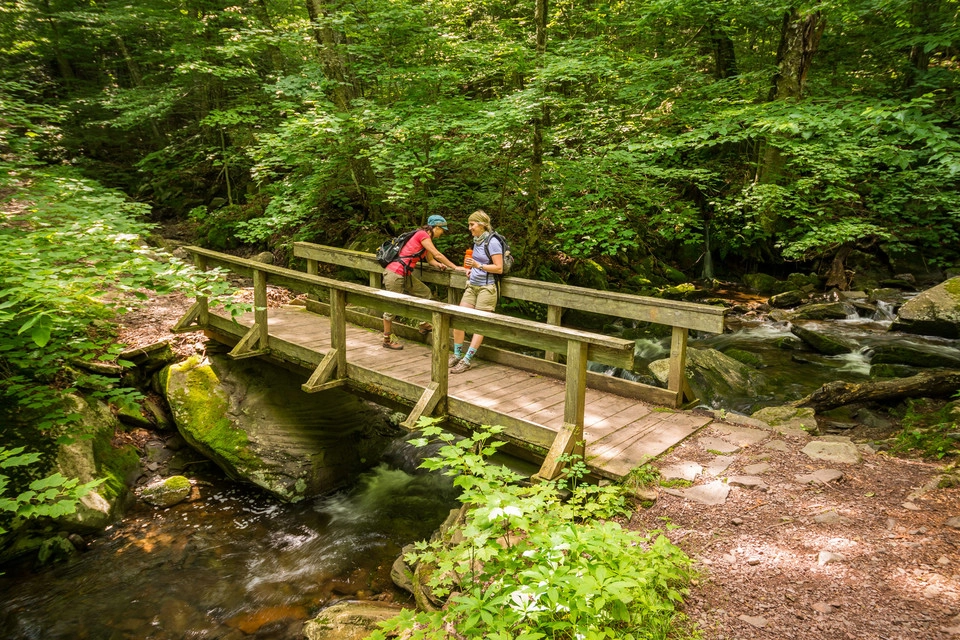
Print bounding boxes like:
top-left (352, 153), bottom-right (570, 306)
top-left (376, 230), bottom-right (425, 270)
top-left (483, 231), bottom-right (514, 276)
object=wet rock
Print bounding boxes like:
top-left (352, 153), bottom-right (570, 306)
top-left (303, 601), bottom-right (404, 640)
top-left (790, 324), bottom-right (857, 355)
top-left (649, 348), bottom-right (767, 408)
top-left (871, 343), bottom-right (960, 368)
top-left (792, 301), bottom-right (856, 321)
top-left (140, 475), bottom-right (192, 508)
top-left (890, 276), bottom-right (960, 338)
top-left (769, 289), bottom-right (807, 308)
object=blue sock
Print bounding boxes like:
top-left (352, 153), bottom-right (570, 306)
top-left (454, 343), bottom-right (463, 357)
top-left (464, 347), bottom-right (477, 361)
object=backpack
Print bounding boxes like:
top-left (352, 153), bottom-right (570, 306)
top-left (376, 230), bottom-right (425, 270)
top-left (483, 231), bottom-right (514, 277)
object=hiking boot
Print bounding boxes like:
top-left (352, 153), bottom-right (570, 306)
top-left (382, 337), bottom-right (404, 350)
top-left (448, 353), bottom-right (462, 367)
top-left (418, 322), bottom-right (432, 336)
top-left (450, 358), bottom-right (474, 374)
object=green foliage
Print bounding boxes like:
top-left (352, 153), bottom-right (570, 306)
top-left (0, 447), bottom-right (102, 534)
top-left (890, 395), bottom-right (960, 460)
top-left (372, 423), bottom-right (695, 640)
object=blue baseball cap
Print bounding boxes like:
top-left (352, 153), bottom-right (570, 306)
top-left (427, 214), bottom-right (448, 230)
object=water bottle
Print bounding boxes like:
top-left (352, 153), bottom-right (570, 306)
top-left (464, 248), bottom-right (472, 268)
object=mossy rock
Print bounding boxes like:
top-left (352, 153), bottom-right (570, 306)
top-left (140, 475), bottom-right (192, 508)
top-left (723, 348), bottom-right (763, 368)
top-left (742, 273), bottom-right (780, 294)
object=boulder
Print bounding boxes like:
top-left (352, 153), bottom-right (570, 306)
top-left (742, 273), bottom-right (779, 294)
top-left (648, 348), bottom-right (767, 407)
top-left (161, 354), bottom-right (395, 502)
top-left (890, 277), bottom-right (960, 339)
top-left (769, 290), bottom-right (807, 308)
top-left (789, 324), bottom-right (857, 356)
top-left (871, 343), bottom-right (960, 368)
top-left (303, 601), bottom-right (404, 640)
top-left (139, 475), bottom-right (192, 508)
top-left (791, 301), bottom-right (856, 321)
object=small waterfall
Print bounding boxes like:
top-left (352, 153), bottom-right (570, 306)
top-left (873, 300), bottom-right (897, 321)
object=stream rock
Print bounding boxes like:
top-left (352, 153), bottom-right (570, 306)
top-left (648, 348), bottom-right (767, 408)
top-left (870, 343), bottom-right (960, 368)
top-left (791, 301), bottom-right (856, 321)
top-left (160, 354), bottom-right (395, 502)
top-left (790, 324), bottom-right (857, 355)
top-left (303, 601), bottom-right (404, 640)
top-left (890, 276), bottom-right (960, 339)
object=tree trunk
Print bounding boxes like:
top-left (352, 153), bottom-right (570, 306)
top-left (793, 370), bottom-right (960, 412)
top-left (304, 0), bottom-right (382, 221)
top-left (824, 244), bottom-right (853, 290)
top-left (710, 27), bottom-right (738, 80)
top-left (521, 0), bottom-right (548, 272)
top-left (768, 9), bottom-right (826, 101)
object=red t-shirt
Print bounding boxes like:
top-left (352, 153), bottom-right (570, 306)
top-left (385, 229), bottom-right (430, 276)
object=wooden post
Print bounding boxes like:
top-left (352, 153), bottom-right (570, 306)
top-left (369, 271), bottom-right (382, 289)
top-left (536, 339), bottom-right (587, 480)
top-left (667, 326), bottom-right (695, 407)
top-left (330, 287), bottom-right (347, 376)
top-left (402, 310), bottom-right (449, 429)
top-left (544, 304), bottom-right (562, 362)
top-left (196, 255), bottom-right (209, 325)
top-left (254, 268), bottom-right (269, 349)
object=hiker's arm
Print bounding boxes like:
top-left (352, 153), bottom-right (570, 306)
top-left (421, 237), bottom-right (462, 271)
top-left (470, 252), bottom-right (503, 275)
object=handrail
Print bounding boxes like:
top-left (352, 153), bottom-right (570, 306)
top-left (179, 245), bottom-right (635, 479)
top-left (293, 243), bottom-right (726, 333)
top-left (292, 242), bottom-right (726, 409)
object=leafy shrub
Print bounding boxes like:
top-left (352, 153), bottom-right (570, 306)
top-left (891, 395), bottom-right (960, 460)
top-left (372, 423), bottom-right (695, 640)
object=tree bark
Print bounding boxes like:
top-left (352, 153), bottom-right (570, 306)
top-left (710, 27), bottom-right (738, 80)
top-left (768, 9), bottom-right (826, 101)
top-left (793, 370), bottom-right (960, 412)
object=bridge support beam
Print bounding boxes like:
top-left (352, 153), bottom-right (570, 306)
top-left (667, 327), bottom-right (696, 407)
top-left (535, 339), bottom-right (587, 480)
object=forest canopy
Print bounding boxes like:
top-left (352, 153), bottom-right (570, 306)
top-left (1, 0), bottom-right (958, 283)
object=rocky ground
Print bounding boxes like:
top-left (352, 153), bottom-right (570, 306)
top-left (117, 289), bottom-right (960, 640)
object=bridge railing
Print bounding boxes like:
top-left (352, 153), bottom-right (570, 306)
top-left (177, 245), bottom-right (642, 479)
top-left (293, 242), bottom-right (726, 408)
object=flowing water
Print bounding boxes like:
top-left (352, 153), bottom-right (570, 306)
top-left (0, 443), bottom-right (460, 639)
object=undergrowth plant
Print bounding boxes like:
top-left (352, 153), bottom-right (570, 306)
top-left (372, 422), bottom-right (696, 640)
top-left (891, 394), bottom-right (960, 460)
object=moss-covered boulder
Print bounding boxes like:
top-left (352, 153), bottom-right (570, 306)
top-left (791, 301), bottom-right (856, 321)
top-left (890, 277), bottom-right (960, 339)
top-left (303, 601), bottom-right (404, 640)
top-left (742, 273), bottom-right (780, 294)
top-left (55, 394), bottom-right (140, 532)
top-left (648, 348), bottom-right (767, 407)
top-left (140, 475), bottom-right (192, 508)
top-left (790, 324), bottom-right (857, 356)
top-left (161, 354), bottom-right (394, 502)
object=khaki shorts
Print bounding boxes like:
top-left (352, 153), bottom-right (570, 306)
top-left (382, 270), bottom-right (433, 321)
top-left (461, 283), bottom-right (498, 312)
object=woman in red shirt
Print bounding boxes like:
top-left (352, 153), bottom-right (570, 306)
top-left (382, 214), bottom-right (464, 349)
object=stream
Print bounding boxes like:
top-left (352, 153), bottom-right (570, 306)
top-left (0, 440), bottom-right (460, 639)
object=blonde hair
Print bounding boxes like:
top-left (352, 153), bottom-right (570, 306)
top-left (468, 210), bottom-right (492, 230)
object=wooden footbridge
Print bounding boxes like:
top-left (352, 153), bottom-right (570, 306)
top-left (174, 244), bottom-right (726, 481)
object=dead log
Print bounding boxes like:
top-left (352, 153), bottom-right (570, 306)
top-left (793, 369), bottom-right (960, 412)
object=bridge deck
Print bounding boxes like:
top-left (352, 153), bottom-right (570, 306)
top-left (214, 305), bottom-right (712, 480)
